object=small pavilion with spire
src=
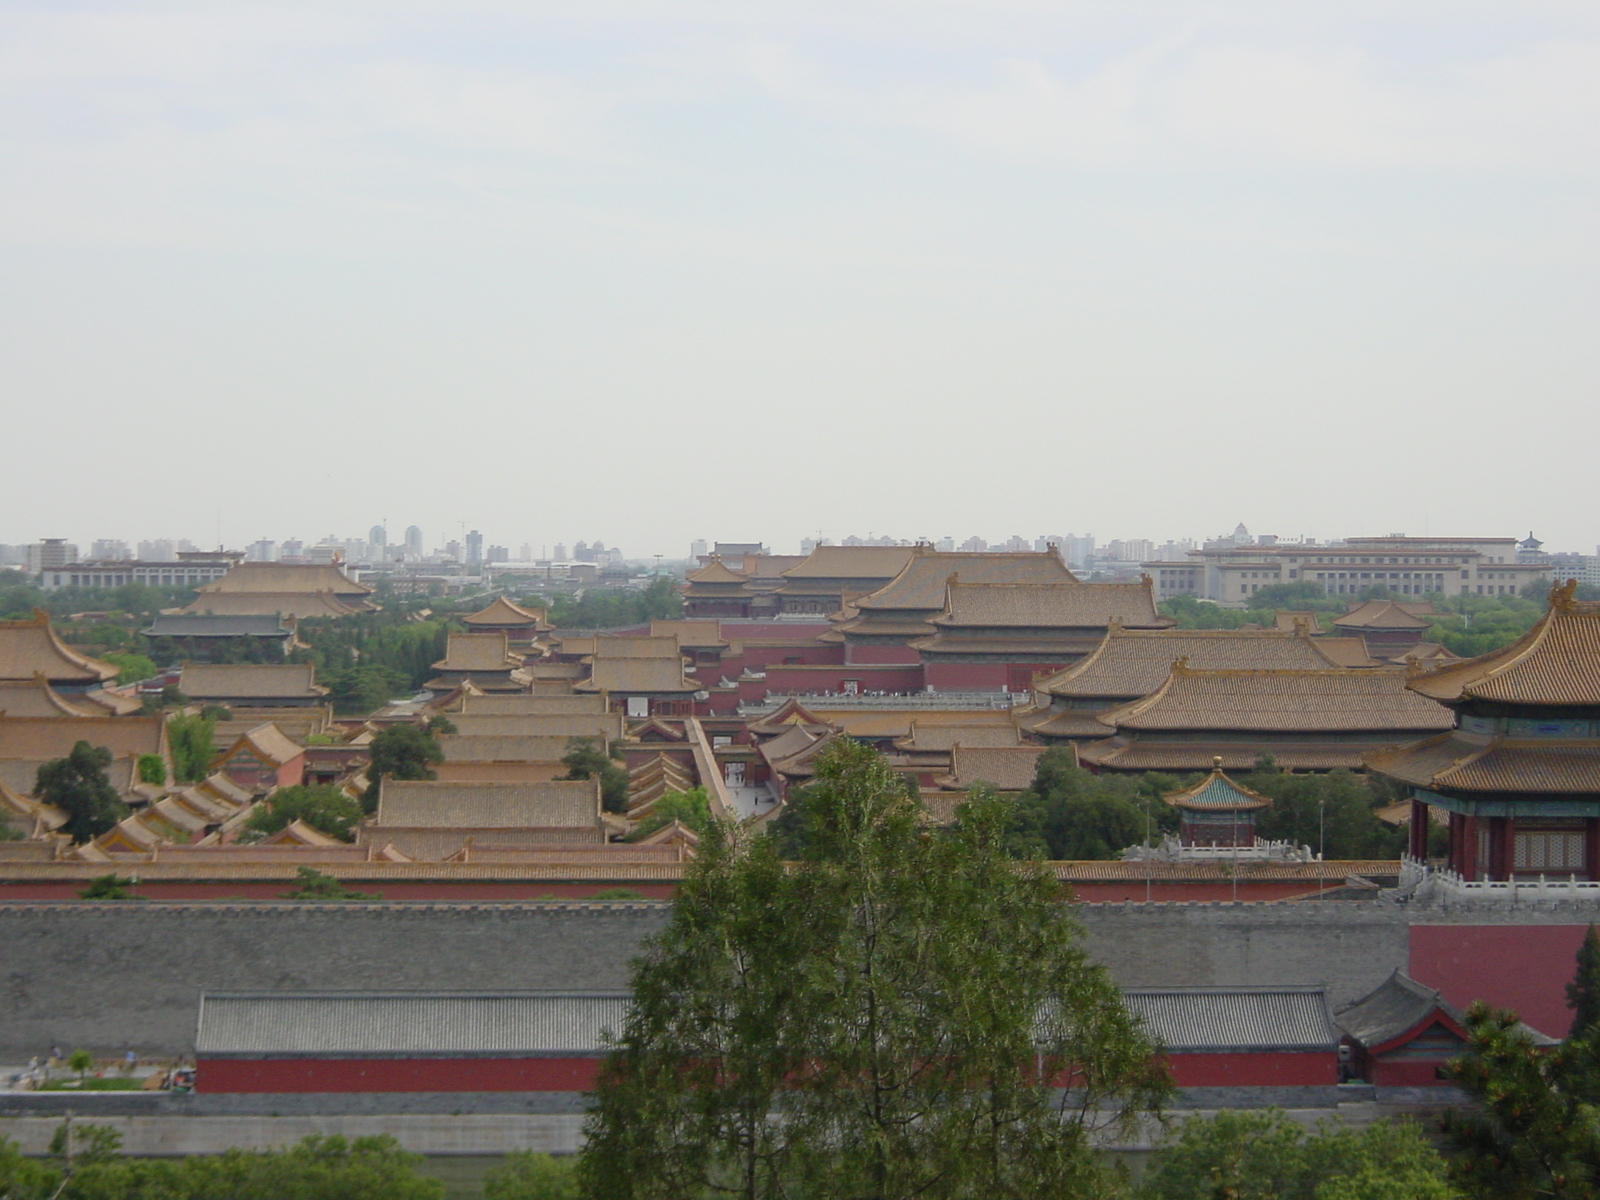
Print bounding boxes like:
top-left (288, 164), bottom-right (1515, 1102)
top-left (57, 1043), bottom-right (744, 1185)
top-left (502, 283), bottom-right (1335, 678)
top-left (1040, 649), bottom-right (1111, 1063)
top-left (1163, 759), bottom-right (1274, 848)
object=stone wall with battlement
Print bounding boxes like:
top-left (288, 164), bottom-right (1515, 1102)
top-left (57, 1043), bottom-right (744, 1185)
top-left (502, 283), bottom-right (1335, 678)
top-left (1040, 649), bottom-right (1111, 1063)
top-left (2, 897), bottom-right (1597, 1058)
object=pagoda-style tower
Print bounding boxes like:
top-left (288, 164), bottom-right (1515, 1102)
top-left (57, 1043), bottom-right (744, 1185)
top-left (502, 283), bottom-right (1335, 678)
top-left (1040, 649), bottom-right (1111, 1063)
top-left (1368, 582), bottom-right (1600, 882)
top-left (1163, 760), bottom-right (1272, 848)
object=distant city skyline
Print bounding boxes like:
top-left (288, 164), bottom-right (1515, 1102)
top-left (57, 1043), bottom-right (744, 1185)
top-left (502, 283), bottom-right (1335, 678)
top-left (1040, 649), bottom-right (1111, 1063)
top-left (4, 521), bottom-right (1592, 568)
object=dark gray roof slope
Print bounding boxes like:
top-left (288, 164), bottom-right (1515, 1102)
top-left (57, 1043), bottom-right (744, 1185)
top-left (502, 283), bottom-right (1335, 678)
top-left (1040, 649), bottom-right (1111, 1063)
top-left (1124, 987), bottom-right (1337, 1051)
top-left (144, 615), bottom-right (292, 638)
top-left (1334, 970), bottom-right (1556, 1049)
top-left (197, 991), bottom-right (630, 1057)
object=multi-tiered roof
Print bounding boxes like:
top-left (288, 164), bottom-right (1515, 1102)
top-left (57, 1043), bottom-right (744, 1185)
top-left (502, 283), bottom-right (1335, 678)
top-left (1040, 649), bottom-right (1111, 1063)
top-left (1367, 582), bottom-right (1600, 797)
top-left (910, 579), bottom-right (1170, 662)
top-left (1079, 664), bottom-right (1454, 772)
top-left (182, 562), bottom-right (377, 618)
top-left (830, 547), bottom-right (1078, 645)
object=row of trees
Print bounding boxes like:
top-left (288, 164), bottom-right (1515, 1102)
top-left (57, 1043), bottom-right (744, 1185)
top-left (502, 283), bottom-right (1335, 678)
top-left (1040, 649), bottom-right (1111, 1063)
top-left (525, 577), bottom-right (683, 630)
top-left (1159, 580), bottom-right (1576, 659)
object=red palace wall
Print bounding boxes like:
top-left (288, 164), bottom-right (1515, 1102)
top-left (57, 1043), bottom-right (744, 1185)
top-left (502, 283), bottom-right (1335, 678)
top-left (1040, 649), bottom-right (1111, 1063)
top-left (844, 644), bottom-right (922, 665)
top-left (761, 664), bottom-right (926, 695)
top-left (1409, 924), bottom-right (1592, 1038)
top-left (1368, 1057), bottom-right (1449, 1088)
top-left (922, 661), bottom-right (1010, 692)
top-left (1158, 1051), bottom-right (1338, 1088)
top-left (198, 1056), bottom-right (603, 1093)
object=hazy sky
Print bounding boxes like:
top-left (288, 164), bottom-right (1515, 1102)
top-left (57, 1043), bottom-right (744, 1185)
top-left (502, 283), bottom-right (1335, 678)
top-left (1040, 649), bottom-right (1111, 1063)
top-left (4, 1), bottom-right (1597, 558)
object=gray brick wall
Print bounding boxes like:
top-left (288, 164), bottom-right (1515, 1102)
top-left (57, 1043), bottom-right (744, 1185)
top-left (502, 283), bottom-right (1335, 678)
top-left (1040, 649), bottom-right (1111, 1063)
top-left (0, 902), bottom-right (669, 1059)
top-left (4, 895), bottom-right (1596, 1059)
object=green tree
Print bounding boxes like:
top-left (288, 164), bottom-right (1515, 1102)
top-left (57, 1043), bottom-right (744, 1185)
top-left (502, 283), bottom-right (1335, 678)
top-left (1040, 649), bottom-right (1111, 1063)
top-left (66, 1049), bottom-right (93, 1081)
top-left (0, 1135), bottom-right (53, 1200)
top-left (135, 753), bottom-right (166, 785)
top-left (1244, 763), bottom-right (1406, 860)
top-left (1567, 924), bottom-right (1600, 1039)
top-left (34, 742), bottom-right (127, 844)
top-left (580, 740), bottom-right (1169, 1200)
top-left (362, 723), bottom-right (444, 812)
top-left (483, 1150), bottom-right (579, 1200)
top-left (167, 712), bottom-right (218, 782)
top-left (98, 652), bottom-right (157, 685)
top-left (54, 1132), bottom-right (443, 1200)
top-left (1005, 747), bottom-right (1151, 859)
top-left (281, 866), bottom-right (380, 902)
top-left (1142, 1109), bottom-right (1456, 1200)
top-left (624, 787), bottom-right (711, 841)
top-left (244, 784), bottom-right (364, 843)
top-left (1440, 1003), bottom-right (1600, 1199)
top-left (559, 736), bottom-right (629, 814)
top-left (78, 874), bottom-right (135, 900)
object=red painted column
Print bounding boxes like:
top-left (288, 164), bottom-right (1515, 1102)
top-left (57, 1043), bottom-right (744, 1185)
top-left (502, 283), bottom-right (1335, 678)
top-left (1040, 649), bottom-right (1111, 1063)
top-left (1458, 814), bottom-right (1476, 879)
top-left (1408, 799), bottom-right (1429, 860)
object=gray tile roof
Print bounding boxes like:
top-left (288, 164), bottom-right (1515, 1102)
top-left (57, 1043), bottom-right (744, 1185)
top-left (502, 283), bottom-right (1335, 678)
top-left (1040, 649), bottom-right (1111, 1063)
top-left (1123, 987), bottom-right (1337, 1052)
top-left (196, 991), bottom-right (630, 1056)
top-left (143, 615), bottom-right (292, 638)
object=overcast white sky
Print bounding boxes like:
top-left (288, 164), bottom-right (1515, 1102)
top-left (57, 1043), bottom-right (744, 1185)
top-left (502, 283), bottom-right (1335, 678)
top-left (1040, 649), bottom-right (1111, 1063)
top-left (3, 1), bottom-right (1597, 558)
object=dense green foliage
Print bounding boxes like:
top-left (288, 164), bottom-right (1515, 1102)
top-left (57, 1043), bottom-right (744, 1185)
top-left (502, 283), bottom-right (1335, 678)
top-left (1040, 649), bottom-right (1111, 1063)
top-left (625, 787), bottom-right (712, 841)
top-left (135, 753), bottom-right (166, 785)
top-left (1440, 1002), bottom-right (1600, 1199)
top-left (1003, 748), bottom-right (1169, 860)
top-left (98, 651), bottom-right (157, 685)
top-left (166, 712), bottom-right (218, 782)
top-left (34, 742), bottom-right (127, 843)
top-left (1568, 924), bottom-right (1600, 1040)
top-left (1161, 587), bottom-right (1552, 659)
top-left (483, 1150), bottom-right (579, 1200)
top-left (362, 723), bottom-right (444, 811)
top-left (581, 741), bottom-right (1169, 1200)
top-left (1142, 1109), bottom-right (1456, 1200)
top-left (244, 784), bottom-right (364, 842)
top-left (78, 873), bottom-right (136, 900)
top-left (1422, 593), bottom-right (1544, 658)
top-left (281, 866), bottom-right (381, 901)
top-left (532, 576), bottom-right (683, 629)
top-left (998, 751), bottom-right (1406, 861)
top-left (290, 612), bottom-right (456, 713)
top-left (559, 736), bottom-right (630, 814)
top-left (0, 1129), bottom-right (442, 1200)
top-left (1240, 762), bottom-right (1408, 859)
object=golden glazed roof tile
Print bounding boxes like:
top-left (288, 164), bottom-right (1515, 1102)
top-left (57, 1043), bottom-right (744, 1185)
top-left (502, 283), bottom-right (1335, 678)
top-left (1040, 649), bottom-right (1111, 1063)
top-left (1035, 629), bottom-right (1340, 701)
top-left (929, 580), bottom-right (1167, 630)
top-left (0, 612), bottom-right (119, 685)
top-left (852, 549), bottom-right (1077, 613)
top-left (1367, 732), bottom-right (1600, 795)
top-left (1098, 666), bottom-right (1456, 734)
top-left (462, 597), bottom-right (552, 629)
top-left (936, 744), bottom-right (1048, 791)
top-left (374, 779), bottom-right (602, 829)
top-left (194, 562), bottom-right (374, 596)
top-left (1332, 600), bottom-right (1435, 632)
top-left (178, 663), bottom-right (327, 701)
top-left (779, 545), bottom-right (919, 581)
top-left (431, 633), bottom-right (524, 672)
top-left (1406, 584), bottom-right (1600, 706)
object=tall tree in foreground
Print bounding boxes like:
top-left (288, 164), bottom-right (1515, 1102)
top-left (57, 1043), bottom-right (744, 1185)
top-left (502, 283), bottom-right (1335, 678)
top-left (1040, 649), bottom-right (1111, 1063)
top-left (34, 741), bottom-right (126, 843)
top-left (580, 744), bottom-right (1170, 1200)
top-left (1440, 1003), bottom-right (1600, 1200)
top-left (1568, 924), bottom-right (1600, 1040)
